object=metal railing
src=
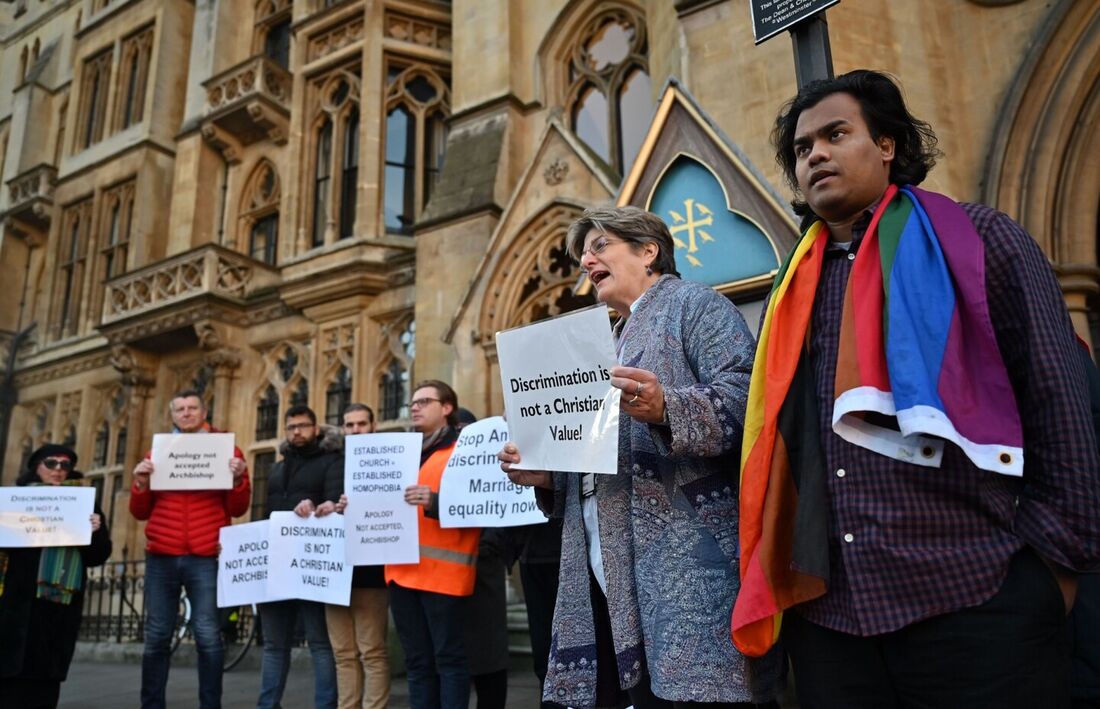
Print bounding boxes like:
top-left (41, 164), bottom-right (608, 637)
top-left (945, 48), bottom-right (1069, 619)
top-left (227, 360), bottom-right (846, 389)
top-left (79, 548), bottom-right (147, 643)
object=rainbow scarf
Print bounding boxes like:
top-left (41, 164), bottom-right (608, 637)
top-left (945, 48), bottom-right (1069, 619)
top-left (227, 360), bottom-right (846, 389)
top-left (731, 185), bottom-right (1023, 657)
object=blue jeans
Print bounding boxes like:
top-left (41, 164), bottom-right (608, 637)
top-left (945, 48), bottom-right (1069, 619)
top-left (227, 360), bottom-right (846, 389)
top-left (257, 600), bottom-right (337, 709)
top-left (389, 583), bottom-right (470, 709)
top-left (141, 553), bottom-right (223, 709)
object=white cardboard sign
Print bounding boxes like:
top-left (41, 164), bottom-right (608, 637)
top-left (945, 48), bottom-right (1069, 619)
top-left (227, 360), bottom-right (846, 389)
top-left (496, 304), bottom-right (620, 474)
top-left (150, 433), bottom-right (235, 490)
top-left (266, 512), bottom-right (353, 606)
top-left (0, 486), bottom-right (94, 547)
top-left (439, 417), bottom-right (547, 528)
top-left (217, 520), bottom-right (289, 608)
top-left (343, 432), bottom-right (422, 565)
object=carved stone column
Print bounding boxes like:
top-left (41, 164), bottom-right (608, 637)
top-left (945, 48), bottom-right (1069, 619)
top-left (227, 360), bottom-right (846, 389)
top-left (204, 347), bottom-right (242, 431)
top-left (110, 345), bottom-right (157, 559)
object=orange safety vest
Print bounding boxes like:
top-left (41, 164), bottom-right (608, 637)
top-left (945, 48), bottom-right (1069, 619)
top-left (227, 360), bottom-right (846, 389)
top-left (385, 442), bottom-right (481, 596)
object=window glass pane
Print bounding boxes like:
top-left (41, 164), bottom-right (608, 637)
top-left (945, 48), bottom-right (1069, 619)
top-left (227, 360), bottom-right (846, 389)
top-left (618, 68), bottom-right (652, 175)
top-left (331, 80), bottom-right (350, 107)
top-left (406, 75), bottom-right (437, 104)
top-left (114, 427), bottom-right (128, 466)
top-left (123, 52), bottom-right (139, 127)
top-left (313, 120), bottom-right (332, 247)
top-left (93, 424), bottom-right (109, 467)
top-left (586, 22), bottom-right (633, 71)
top-left (264, 19), bottom-right (291, 69)
top-left (572, 86), bottom-right (609, 163)
top-left (325, 366), bottom-right (352, 426)
top-left (423, 114), bottom-right (446, 207)
top-left (340, 108), bottom-right (359, 239)
top-left (384, 107), bottom-right (416, 235)
top-left (255, 384), bottom-right (279, 439)
top-left (250, 214), bottom-right (278, 264)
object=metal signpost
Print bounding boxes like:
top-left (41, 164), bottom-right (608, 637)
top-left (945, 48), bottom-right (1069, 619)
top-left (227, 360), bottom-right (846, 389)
top-left (749, 0), bottom-right (838, 88)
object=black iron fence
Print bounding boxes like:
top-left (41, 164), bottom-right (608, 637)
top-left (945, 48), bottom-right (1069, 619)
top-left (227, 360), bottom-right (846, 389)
top-left (79, 549), bottom-right (147, 643)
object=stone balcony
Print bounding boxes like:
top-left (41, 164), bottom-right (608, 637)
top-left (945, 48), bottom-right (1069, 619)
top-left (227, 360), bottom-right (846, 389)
top-left (100, 244), bottom-right (281, 343)
top-left (200, 55), bottom-right (291, 162)
top-left (5, 164), bottom-right (57, 230)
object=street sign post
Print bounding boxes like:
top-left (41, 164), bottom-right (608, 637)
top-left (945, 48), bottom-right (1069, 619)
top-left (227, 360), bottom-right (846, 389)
top-left (749, 0), bottom-right (838, 88)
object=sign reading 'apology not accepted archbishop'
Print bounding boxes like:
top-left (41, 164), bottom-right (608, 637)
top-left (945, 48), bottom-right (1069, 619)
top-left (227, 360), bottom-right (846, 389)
top-left (496, 304), bottom-right (619, 475)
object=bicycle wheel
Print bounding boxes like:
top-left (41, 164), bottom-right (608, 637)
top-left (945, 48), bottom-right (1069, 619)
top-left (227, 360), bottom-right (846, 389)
top-left (169, 592), bottom-right (191, 655)
top-left (221, 603), bottom-right (258, 672)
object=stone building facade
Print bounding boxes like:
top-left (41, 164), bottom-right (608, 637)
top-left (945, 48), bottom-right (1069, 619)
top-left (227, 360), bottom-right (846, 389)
top-left (0, 0), bottom-right (1096, 559)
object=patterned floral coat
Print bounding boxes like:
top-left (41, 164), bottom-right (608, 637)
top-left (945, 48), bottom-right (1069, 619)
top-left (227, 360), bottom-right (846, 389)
top-left (538, 275), bottom-right (779, 707)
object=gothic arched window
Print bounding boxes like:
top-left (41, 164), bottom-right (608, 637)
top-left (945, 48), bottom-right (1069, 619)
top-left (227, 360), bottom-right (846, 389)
top-left (240, 160), bottom-right (280, 265)
top-left (383, 65), bottom-right (449, 236)
top-left (309, 70), bottom-right (361, 248)
top-left (563, 5), bottom-right (651, 176)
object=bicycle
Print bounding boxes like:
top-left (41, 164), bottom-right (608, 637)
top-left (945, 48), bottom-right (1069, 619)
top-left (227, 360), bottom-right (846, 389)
top-left (169, 591), bottom-right (260, 671)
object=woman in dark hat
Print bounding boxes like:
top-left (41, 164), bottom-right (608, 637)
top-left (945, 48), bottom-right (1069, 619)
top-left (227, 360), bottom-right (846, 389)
top-left (0, 444), bottom-right (112, 708)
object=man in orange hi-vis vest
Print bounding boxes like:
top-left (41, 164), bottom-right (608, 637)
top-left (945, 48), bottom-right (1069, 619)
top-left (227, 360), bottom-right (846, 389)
top-left (385, 379), bottom-right (481, 709)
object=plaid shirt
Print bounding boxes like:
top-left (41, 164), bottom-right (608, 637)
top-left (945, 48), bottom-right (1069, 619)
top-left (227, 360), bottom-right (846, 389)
top-left (794, 201), bottom-right (1100, 636)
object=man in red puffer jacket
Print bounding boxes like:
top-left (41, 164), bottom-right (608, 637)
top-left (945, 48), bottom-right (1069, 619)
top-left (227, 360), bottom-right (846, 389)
top-left (129, 389), bottom-right (250, 709)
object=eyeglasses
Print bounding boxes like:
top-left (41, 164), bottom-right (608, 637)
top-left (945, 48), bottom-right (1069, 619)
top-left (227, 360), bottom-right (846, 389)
top-left (41, 458), bottom-right (73, 471)
top-left (286, 423), bottom-right (314, 432)
top-left (408, 397), bottom-right (441, 410)
top-left (579, 235), bottom-right (626, 259)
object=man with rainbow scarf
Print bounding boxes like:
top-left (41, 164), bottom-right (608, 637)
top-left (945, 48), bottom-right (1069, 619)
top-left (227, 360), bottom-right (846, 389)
top-left (732, 70), bottom-right (1100, 707)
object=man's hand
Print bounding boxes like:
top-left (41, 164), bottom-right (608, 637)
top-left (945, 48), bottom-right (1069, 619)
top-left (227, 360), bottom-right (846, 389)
top-left (498, 443), bottom-right (553, 489)
top-left (334, 494), bottom-right (348, 514)
top-left (294, 499), bottom-right (316, 518)
top-left (133, 460), bottom-right (154, 492)
top-left (405, 485), bottom-right (432, 507)
top-left (315, 501), bottom-right (337, 517)
top-left (229, 457), bottom-right (247, 484)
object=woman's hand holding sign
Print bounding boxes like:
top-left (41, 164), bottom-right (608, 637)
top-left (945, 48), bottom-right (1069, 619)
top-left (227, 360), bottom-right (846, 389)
top-left (498, 442), bottom-right (553, 489)
top-left (610, 365), bottom-right (667, 425)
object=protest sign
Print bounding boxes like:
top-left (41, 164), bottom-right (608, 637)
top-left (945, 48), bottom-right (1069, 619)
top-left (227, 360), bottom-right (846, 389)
top-left (438, 417), bottom-right (547, 528)
top-left (266, 511), bottom-right (353, 606)
top-left (496, 304), bottom-right (620, 474)
top-left (344, 432), bottom-right (421, 565)
top-left (150, 432), bottom-right (235, 490)
top-left (217, 520), bottom-right (289, 607)
top-left (0, 486), bottom-right (94, 547)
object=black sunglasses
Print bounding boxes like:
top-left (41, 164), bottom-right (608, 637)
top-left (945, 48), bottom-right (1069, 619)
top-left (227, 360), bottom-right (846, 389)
top-left (41, 458), bottom-right (73, 471)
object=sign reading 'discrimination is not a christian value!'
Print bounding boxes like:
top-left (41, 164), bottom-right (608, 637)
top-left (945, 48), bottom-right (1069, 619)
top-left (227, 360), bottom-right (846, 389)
top-left (150, 433), bottom-right (235, 490)
top-left (0, 486), bottom-right (95, 548)
top-left (343, 432), bottom-right (422, 566)
top-left (267, 511), bottom-right (353, 606)
top-left (496, 304), bottom-right (620, 475)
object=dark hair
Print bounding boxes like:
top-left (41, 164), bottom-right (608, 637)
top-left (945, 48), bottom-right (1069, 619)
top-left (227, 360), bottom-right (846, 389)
top-left (772, 70), bottom-right (942, 217)
top-left (413, 379), bottom-right (458, 428)
top-left (566, 206), bottom-right (681, 278)
top-left (169, 389), bottom-right (207, 412)
top-left (343, 403), bottom-right (375, 424)
top-left (285, 405), bottom-right (317, 424)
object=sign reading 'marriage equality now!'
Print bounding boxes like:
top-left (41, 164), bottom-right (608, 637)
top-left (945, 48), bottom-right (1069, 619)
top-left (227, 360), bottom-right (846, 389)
top-left (496, 304), bottom-right (620, 475)
top-left (0, 486), bottom-right (95, 547)
top-left (150, 432), bottom-right (235, 490)
top-left (439, 416), bottom-right (548, 528)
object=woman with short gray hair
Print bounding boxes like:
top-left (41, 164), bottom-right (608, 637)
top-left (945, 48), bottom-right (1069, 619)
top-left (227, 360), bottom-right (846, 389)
top-left (501, 206), bottom-right (778, 707)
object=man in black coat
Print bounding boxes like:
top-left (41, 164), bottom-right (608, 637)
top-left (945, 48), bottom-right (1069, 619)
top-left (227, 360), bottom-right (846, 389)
top-left (257, 405), bottom-right (342, 709)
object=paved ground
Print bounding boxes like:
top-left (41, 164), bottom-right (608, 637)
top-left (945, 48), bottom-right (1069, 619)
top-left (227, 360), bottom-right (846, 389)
top-left (59, 659), bottom-right (542, 708)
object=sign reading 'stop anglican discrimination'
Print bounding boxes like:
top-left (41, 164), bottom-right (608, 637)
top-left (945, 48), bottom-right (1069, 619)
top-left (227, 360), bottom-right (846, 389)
top-left (0, 486), bottom-right (95, 548)
top-left (266, 511), bottom-right (354, 606)
top-left (438, 417), bottom-right (548, 528)
top-left (750, 0), bottom-right (840, 44)
top-left (496, 304), bottom-right (620, 475)
top-left (150, 432), bottom-right (235, 490)
top-left (343, 432), bottom-right (422, 565)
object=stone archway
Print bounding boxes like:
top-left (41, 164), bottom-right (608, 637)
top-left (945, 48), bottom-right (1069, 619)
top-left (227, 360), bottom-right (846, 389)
top-left (983, 0), bottom-right (1100, 348)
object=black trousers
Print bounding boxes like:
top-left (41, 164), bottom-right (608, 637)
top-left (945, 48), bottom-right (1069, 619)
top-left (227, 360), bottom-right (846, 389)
top-left (589, 572), bottom-right (763, 709)
top-left (784, 548), bottom-right (1072, 709)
